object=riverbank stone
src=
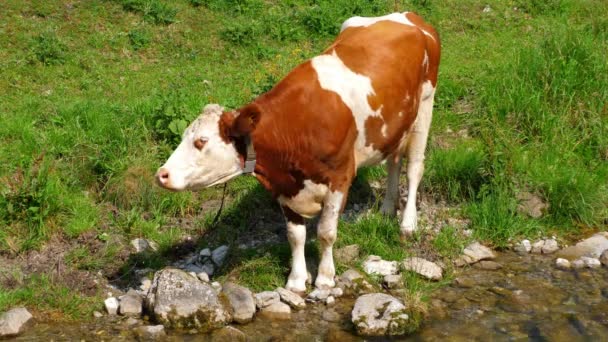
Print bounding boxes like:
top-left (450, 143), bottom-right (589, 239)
top-left (222, 283), bottom-right (255, 324)
top-left (105, 297), bottom-right (119, 315)
top-left (474, 261), bottom-right (503, 270)
top-left (255, 291), bottom-right (280, 309)
top-left (259, 302), bottom-right (291, 320)
top-left (557, 233), bottom-right (608, 260)
top-left (362, 255), bottom-right (398, 276)
top-left (455, 242), bottom-right (495, 266)
top-left (335, 244), bottom-right (360, 264)
top-left (211, 326), bottom-right (246, 342)
top-left (514, 240), bottom-right (532, 254)
top-left (134, 325), bottom-right (165, 340)
top-left (555, 258), bottom-right (571, 270)
top-left (352, 293), bottom-right (409, 336)
top-left (0, 308), bottom-right (33, 338)
top-left (119, 290), bottom-right (143, 316)
top-left (277, 287), bottom-right (306, 309)
top-left (131, 238), bottom-right (158, 253)
top-left (145, 268), bottom-right (231, 331)
top-left (401, 257), bottom-right (443, 280)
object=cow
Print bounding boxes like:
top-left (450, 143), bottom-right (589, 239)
top-left (156, 12), bottom-right (440, 293)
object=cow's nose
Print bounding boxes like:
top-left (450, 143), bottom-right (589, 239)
top-left (156, 168), bottom-right (170, 187)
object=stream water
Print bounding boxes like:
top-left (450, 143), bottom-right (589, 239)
top-left (16, 252), bottom-right (608, 341)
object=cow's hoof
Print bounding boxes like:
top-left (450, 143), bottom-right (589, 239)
top-left (285, 280), bottom-right (307, 294)
top-left (314, 276), bottom-right (335, 290)
top-left (379, 205), bottom-right (397, 217)
top-left (399, 227), bottom-right (416, 242)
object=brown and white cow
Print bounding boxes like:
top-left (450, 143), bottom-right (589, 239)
top-left (156, 12), bottom-right (440, 293)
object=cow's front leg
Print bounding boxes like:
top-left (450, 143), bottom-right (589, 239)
top-left (315, 190), bottom-right (346, 289)
top-left (282, 207), bottom-right (308, 293)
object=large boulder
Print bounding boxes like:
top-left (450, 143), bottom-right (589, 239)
top-left (351, 293), bottom-right (410, 336)
top-left (0, 308), bottom-right (33, 338)
top-left (557, 233), bottom-right (608, 261)
top-left (222, 282), bottom-right (255, 324)
top-left (145, 268), bottom-right (231, 331)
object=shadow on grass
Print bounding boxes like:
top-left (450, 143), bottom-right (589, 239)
top-left (108, 172), bottom-right (376, 291)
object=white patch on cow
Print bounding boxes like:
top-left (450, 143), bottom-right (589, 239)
top-left (401, 81), bottom-right (435, 236)
top-left (157, 105), bottom-right (243, 191)
top-left (316, 190), bottom-right (344, 289)
top-left (285, 220), bottom-right (307, 293)
top-left (311, 50), bottom-right (384, 167)
top-left (278, 180), bottom-right (329, 218)
top-left (341, 12), bottom-right (435, 41)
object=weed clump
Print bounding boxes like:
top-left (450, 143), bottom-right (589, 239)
top-left (128, 29), bottom-right (151, 50)
top-left (120, 0), bottom-right (177, 25)
top-left (31, 32), bottom-right (67, 65)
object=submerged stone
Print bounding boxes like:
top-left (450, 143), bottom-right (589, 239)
top-left (222, 282), bottom-right (255, 324)
top-left (557, 233), bottom-right (608, 260)
top-left (259, 302), bottom-right (291, 320)
top-left (352, 293), bottom-right (410, 336)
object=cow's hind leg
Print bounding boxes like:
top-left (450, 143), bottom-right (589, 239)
top-left (380, 155), bottom-right (403, 216)
top-left (315, 189), bottom-right (347, 289)
top-left (283, 207), bottom-right (308, 293)
top-left (401, 82), bottom-right (435, 238)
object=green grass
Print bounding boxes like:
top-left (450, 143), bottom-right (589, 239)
top-left (0, 0), bottom-right (607, 319)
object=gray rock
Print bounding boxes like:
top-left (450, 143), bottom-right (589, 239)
top-left (362, 255), bottom-right (398, 276)
top-left (401, 257), bottom-right (443, 280)
top-left (383, 274), bottom-right (402, 289)
top-left (131, 238), bottom-right (158, 253)
top-left (276, 287), bottom-right (306, 309)
top-left (581, 257), bottom-right (601, 268)
top-left (335, 244), bottom-right (360, 264)
top-left (184, 264), bottom-right (205, 274)
top-left (255, 291), bottom-right (280, 309)
top-left (259, 302), bottom-right (291, 320)
top-left (119, 290), bottom-right (143, 316)
top-left (341, 269), bottom-right (363, 283)
top-left (222, 282), bottom-right (255, 324)
top-left (531, 240), bottom-right (545, 254)
top-left (351, 293), bottom-right (409, 336)
top-left (134, 325), bottom-right (166, 340)
top-left (212, 245), bottom-right (229, 266)
top-left (211, 326), bottom-right (246, 342)
top-left (600, 250), bottom-right (608, 266)
top-left (514, 240), bottom-right (532, 254)
top-left (200, 248), bottom-right (212, 257)
top-left (201, 263), bottom-right (215, 277)
top-left (105, 297), bottom-right (119, 315)
top-left (145, 268), bottom-right (231, 331)
top-left (0, 308), bottom-right (33, 338)
top-left (555, 258), bottom-right (571, 270)
top-left (542, 239), bottom-right (559, 254)
top-left (456, 242), bottom-right (495, 266)
top-left (474, 261), bottom-right (503, 270)
top-left (307, 288), bottom-right (330, 302)
top-left (326, 296), bottom-right (336, 306)
top-left (557, 233), bottom-right (608, 260)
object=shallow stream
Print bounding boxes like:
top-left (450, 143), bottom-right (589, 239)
top-left (17, 252), bottom-right (608, 341)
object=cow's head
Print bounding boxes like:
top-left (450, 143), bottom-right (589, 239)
top-left (156, 103), bottom-right (259, 191)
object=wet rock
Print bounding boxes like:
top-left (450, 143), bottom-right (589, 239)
top-left (351, 293), bottom-right (409, 336)
top-left (383, 274), bottom-right (403, 289)
top-left (322, 309), bottom-right (341, 323)
top-left (211, 326), bottom-right (246, 342)
top-left (0, 308), bottom-right (33, 338)
top-left (200, 248), bottom-right (212, 258)
top-left (255, 291), bottom-right (280, 309)
top-left (517, 192), bottom-right (548, 218)
top-left (514, 239), bottom-right (532, 254)
top-left (330, 287), bottom-right (343, 298)
top-left (362, 255), bottom-right (398, 276)
top-left (581, 257), bottom-right (602, 269)
top-left (212, 246), bottom-right (229, 267)
top-left (184, 264), bottom-right (205, 274)
top-left (555, 258), bottom-right (571, 270)
top-left (531, 240), bottom-right (545, 254)
top-left (131, 238), bottom-right (159, 253)
top-left (125, 317), bottom-right (140, 326)
top-left (134, 325), bottom-right (165, 340)
top-left (201, 263), bottom-right (215, 277)
top-left (542, 239), bottom-right (559, 254)
top-left (197, 272), bottom-right (210, 283)
top-left (600, 250), bottom-right (608, 266)
top-left (259, 302), bottom-right (291, 320)
top-left (474, 261), bottom-right (503, 270)
top-left (455, 242), bottom-right (495, 266)
top-left (105, 297), bottom-right (119, 315)
top-left (572, 259), bottom-right (586, 269)
top-left (119, 290), bottom-right (143, 316)
top-left (557, 233), bottom-right (608, 260)
top-left (453, 277), bottom-right (475, 288)
top-left (307, 288), bottom-right (330, 302)
top-left (335, 244), bottom-right (360, 264)
top-left (277, 287), bottom-right (306, 309)
top-left (145, 268), bottom-right (231, 331)
top-left (327, 326), bottom-right (360, 342)
top-left (326, 296), bottom-right (335, 305)
top-left (222, 282), bottom-right (255, 324)
top-left (401, 257), bottom-right (443, 280)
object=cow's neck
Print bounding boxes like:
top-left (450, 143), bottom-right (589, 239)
top-left (242, 135), bottom-right (256, 174)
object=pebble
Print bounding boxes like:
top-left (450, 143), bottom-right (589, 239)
top-left (119, 290), bottom-right (143, 316)
top-left (581, 257), bottom-right (601, 268)
top-left (514, 239), bottom-right (532, 254)
top-left (307, 289), bottom-right (330, 301)
top-left (255, 291), bottom-right (280, 309)
top-left (93, 311), bottom-right (103, 318)
top-left (0, 308), bottom-right (33, 337)
top-left (330, 287), bottom-right (343, 298)
top-left (277, 287), bottom-right (306, 309)
top-left (474, 261), bottom-right (503, 270)
top-left (326, 296), bottom-right (335, 306)
top-left (104, 297), bottom-right (119, 315)
top-left (197, 272), bottom-right (210, 282)
top-left (322, 309), bottom-right (341, 322)
top-left (542, 239), bottom-right (559, 254)
top-left (572, 259), bottom-right (586, 269)
top-left (555, 258), bottom-right (571, 270)
top-left (259, 302), bottom-right (291, 320)
top-left (531, 240), bottom-right (545, 254)
top-left (212, 245), bottom-right (229, 266)
top-left (383, 274), bottom-right (403, 289)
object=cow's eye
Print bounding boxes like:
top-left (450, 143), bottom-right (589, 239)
top-left (194, 137), bottom-right (208, 150)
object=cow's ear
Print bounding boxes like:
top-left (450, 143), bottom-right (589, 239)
top-left (230, 104), bottom-right (261, 137)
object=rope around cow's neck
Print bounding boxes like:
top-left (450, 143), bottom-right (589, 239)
top-left (210, 183), bottom-right (228, 228)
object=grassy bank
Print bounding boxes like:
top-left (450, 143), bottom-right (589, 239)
top-left (1, 0), bottom-right (607, 320)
